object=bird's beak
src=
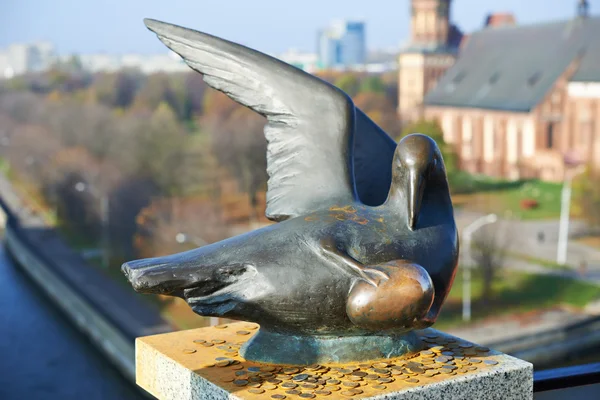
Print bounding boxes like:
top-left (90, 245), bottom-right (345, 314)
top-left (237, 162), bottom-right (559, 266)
top-left (408, 170), bottom-right (426, 231)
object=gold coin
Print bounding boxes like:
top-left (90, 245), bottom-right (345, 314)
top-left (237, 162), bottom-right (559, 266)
top-left (352, 371), bottom-right (367, 377)
top-left (467, 366), bottom-right (478, 371)
top-left (233, 379), bottom-right (249, 386)
top-left (306, 364), bottom-right (322, 370)
top-left (339, 369), bottom-right (353, 374)
top-left (283, 368), bottom-right (300, 374)
top-left (470, 359), bottom-right (482, 364)
top-left (285, 390), bottom-right (301, 395)
top-left (458, 369), bottom-right (469, 374)
top-left (342, 381), bottom-right (360, 388)
top-left (271, 395), bottom-right (286, 399)
top-left (406, 378), bottom-right (419, 383)
top-left (212, 339), bottom-right (226, 344)
top-left (373, 362), bottom-right (389, 368)
top-left (420, 350), bottom-right (434, 357)
top-left (231, 364), bottom-right (244, 370)
top-left (263, 384), bottom-right (278, 390)
top-left (268, 378), bottom-right (282, 384)
top-left (282, 383), bottom-right (298, 389)
top-left (484, 360), bottom-right (499, 365)
top-left (373, 384), bottom-right (387, 390)
top-left (348, 388), bottom-right (363, 394)
top-left (358, 364), bottom-right (372, 369)
top-left (306, 378), bottom-right (318, 383)
top-left (299, 393), bottom-right (315, 399)
top-left (326, 379), bottom-right (341, 385)
top-left (193, 339), bottom-right (206, 344)
top-left (373, 368), bottom-right (390, 375)
top-left (216, 361), bottom-right (231, 367)
top-left (215, 325), bottom-right (228, 329)
top-left (249, 388), bottom-right (265, 394)
top-left (301, 383), bottom-right (318, 389)
top-left (349, 376), bottom-right (362, 381)
top-left (378, 377), bottom-right (393, 383)
top-left (261, 366), bottom-right (277, 372)
top-left (236, 330), bottom-right (251, 335)
top-left (315, 390), bottom-right (331, 396)
top-left (326, 386), bottom-right (340, 391)
top-left (341, 391), bottom-right (356, 397)
top-left (365, 374), bottom-right (379, 380)
top-left (248, 382), bottom-right (262, 388)
top-left (201, 342), bottom-right (214, 347)
top-left (182, 349), bottom-right (196, 354)
top-left (430, 346), bottom-right (445, 353)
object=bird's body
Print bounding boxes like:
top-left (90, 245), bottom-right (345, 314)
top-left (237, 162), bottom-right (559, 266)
top-left (122, 18), bottom-right (459, 363)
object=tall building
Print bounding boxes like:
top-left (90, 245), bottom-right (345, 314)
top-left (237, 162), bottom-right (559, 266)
top-left (317, 20), bottom-right (366, 69)
top-left (0, 42), bottom-right (56, 77)
top-left (398, 0), bottom-right (463, 122)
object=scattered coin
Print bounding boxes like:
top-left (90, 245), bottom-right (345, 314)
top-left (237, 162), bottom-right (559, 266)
top-left (268, 378), bottom-right (282, 385)
top-left (248, 367), bottom-right (262, 372)
top-left (326, 386), bottom-right (340, 392)
top-left (373, 362), bottom-right (389, 368)
top-left (233, 379), bottom-right (249, 386)
top-left (405, 378), bottom-right (419, 383)
top-left (216, 361), bottom-right (231, 367)
top-left (249, 388), bottom-right (265, 394)
top-left (261, 366), bottom-right (277, 372)
top-left (372, 384), bottom-right (387, 390)
top-left (271, 395), bottom-right (286, 399)
top-left (212, 339), bottom-right (226, 344)
top-left (306, 378), bottom-right (318, 383)
top-left (470, 359), bottom-right (482, 364)
top-left (236, 330), bottom-right (251, 335)
top-left (373, 368), bottom-right (390, 375)
top-left (484, 360), bottom-right (499, 366)
top-left (358, 364), bottom-right (372, 369)
top-left (231, 365), bottom-right (244, 370)
top-left (348, 388), bottom-right (363, 394)
top-left (235, 371), bottom-right (248, 376)
top-left (263, 384), bottom-right (278, 390)
top-left (378, 377), bottom-right (393, 383)
top-left (201, 342), bottom-right (214, 347)
top-left (365, 374), bottom-right (379, 380)
top-left (338, 368), bottom-right (353, 374)
top-left (352, 371), bottom-right (367, 377)
top-left (193, 339), bottom-right (206, 344)
top-left (306, 364), bottom-right (322, 370)
top-left (326, 379), bottom-right (341, 385)
top-left (285, 390), bottom-right (301, 395)
top-left (342, 381), bottom-right (360, 388)
top-left (282, 382), bottom-right (298, 388)
top-left (248, 382), bottom-right (262, 388)
top-left (182, 349), bottom-right (196, 354)
top-left (467, 366), bottom-right (478, 371)
top-left (315, 390), bottom-right (331, 396)
top-left (217, 345), bottom-right (230, 350)
top-left (299, 393), bottom-right (315, 399)
top-left (215, 325), bottom-right (228, 329)
top-left (348, 376), bottom-right (362, 382)
top-left (221, 377), bottom-right (235, 382)
top-left (341, 391), bottom-right (356, 397)
top-left (293, 374), bottom-right (309, 381)
top-left (301, 383), bottom-right (318, 389)
top-left (283, 367), bottom-right (300, 374)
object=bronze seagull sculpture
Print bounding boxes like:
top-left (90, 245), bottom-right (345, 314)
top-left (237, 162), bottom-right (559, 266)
top-left (122, 19), bottom-right (458, 365)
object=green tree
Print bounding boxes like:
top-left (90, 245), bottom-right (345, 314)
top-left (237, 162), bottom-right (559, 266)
top-left (334, 73), bottom-right (360, 97)
top-left (359, 75), bottom-right (386, 94)
top-left (573, 168), bottom-right (600, 227)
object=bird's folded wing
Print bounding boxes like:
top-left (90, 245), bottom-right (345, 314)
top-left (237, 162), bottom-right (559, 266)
top-left (144, 18), bottom-right (356, 221)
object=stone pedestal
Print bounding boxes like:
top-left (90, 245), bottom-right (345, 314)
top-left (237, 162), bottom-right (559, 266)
top-left (136, 322), bottom-right (533, 400)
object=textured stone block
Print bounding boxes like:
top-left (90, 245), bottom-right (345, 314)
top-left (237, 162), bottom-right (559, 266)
top-left (136, 322), bottom-right (533, 400)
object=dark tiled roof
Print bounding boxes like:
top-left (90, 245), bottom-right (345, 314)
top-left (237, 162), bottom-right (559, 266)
top-left (424, 16), bottom-right (600, 112)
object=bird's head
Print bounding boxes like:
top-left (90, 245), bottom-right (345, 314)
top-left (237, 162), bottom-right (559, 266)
top-left (389, 133), bottom-right (449, 231)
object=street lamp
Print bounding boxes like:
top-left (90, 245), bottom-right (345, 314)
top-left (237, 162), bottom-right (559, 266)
top-left (175, 232), bottom-right (217, 326)
top-left (76, 181), bottom-right (110, 270)
top-left (461, 213), bottom-right (498, 322)
top-left (556, 159), bottom-right (586, 266)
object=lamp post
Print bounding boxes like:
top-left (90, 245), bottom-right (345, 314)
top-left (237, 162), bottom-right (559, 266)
top-left (462, 213), bottom-right (498, 322)
top-left (556, 163), bottom-right (586, 265)
top-left (75, 182), bottom-right (109, 270)
top-left (175, 232), bottom-right (218, 326)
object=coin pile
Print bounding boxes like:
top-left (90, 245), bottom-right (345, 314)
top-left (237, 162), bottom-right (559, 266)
top-left (185, 325), bottom-right (500, 398)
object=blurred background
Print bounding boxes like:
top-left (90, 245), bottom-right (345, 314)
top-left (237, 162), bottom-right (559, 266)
top-left (1, 0), bottom-right (600, 399)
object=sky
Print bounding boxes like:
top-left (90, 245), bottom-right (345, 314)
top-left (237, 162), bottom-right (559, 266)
top-left (1, 0), bottom-right (598, 55)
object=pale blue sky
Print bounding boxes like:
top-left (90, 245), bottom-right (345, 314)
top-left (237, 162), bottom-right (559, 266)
top-left (1, 0), bottom-right (597, 55)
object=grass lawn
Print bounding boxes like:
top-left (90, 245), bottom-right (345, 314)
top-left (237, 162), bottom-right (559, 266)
top-left (435, 268), bottom-right (600, 329)
top-left (452, 178), bottom-right (564, 220)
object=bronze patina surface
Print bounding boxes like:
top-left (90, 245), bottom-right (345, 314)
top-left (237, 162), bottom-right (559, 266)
top-left (122, 18), bottom-right (459, 365)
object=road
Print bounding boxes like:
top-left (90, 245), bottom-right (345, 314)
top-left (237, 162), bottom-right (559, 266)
top-left (0, 245), bottom-right (144, 400)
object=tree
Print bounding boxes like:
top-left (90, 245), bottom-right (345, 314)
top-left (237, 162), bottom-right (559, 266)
top-left (353, 92), bottom-right (401, 138)
top-left (334, 73), bottom-right (361, 97)
top-left (470, 222), bottom-right (512, 304)
top-left (573, 168), bottom-right (600, 228)
top-left (360, 75), bottom-right (386, 94)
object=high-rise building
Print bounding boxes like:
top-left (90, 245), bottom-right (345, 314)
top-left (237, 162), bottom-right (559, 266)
top-left (398, 0), bottom-right (463, 122)
top-left (317, 20), bottom-right (366, 69)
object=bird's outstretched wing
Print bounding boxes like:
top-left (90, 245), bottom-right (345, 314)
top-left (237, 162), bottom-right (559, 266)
top-left (144, 18), bottom-right (357, 221)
